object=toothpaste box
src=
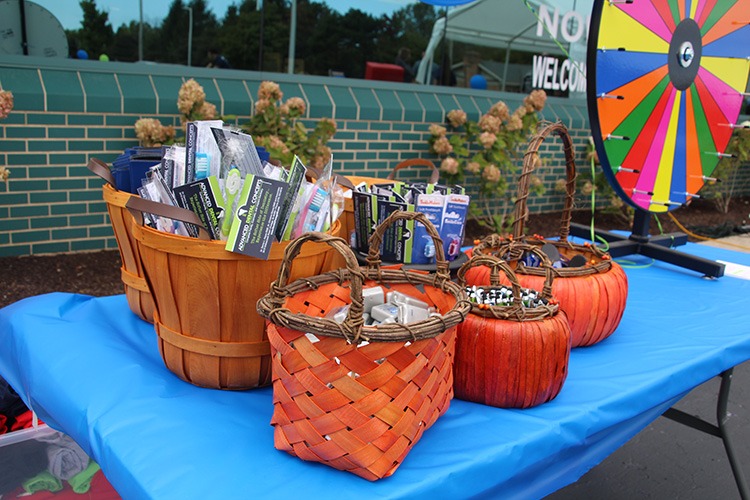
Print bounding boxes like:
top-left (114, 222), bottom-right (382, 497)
top-left (440, 193), bottom-right (470, 261)
top-left (173, 175), bottom-right (225, 240)
top-left (225, 174), bottom-right (288, 259)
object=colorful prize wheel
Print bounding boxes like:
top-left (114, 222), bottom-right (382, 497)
top-left (588, 0), bottom-right (750, 213)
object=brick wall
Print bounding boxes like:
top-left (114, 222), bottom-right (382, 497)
top-left (0, 54), bottom-right (662, 257)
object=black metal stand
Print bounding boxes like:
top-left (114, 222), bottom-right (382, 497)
top-left (569, 209), bottom-right (725, 278)
top-left (662, 369), bottom-right (749, 500)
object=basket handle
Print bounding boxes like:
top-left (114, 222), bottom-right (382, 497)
top-left (366, 210), bottom-right (449, 278)
top-left (262, 232), bottom-right (366, 340)
top-left (457, 253), bottom-right (524, 306)
top-left (87, 157), bottom-right (117, 189)
top-left (462, 240), bottom-right (555, 300)
top-left (511, 122), bottom-right (577, 241)
top-left (386, 158), bottom-right (439, 184)
top-left (125, 196), bottom-right (211, 240)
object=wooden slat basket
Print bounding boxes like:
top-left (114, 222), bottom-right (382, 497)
top-left (127, 196), bottom-right (342, 390)
top-left (256, 211), bottom-right (471, 480)
top-left (455, 243), bottom-right (571, 409)
top-left (88, 158), bottom-right (154, 323)
top-left (468, 122), bottom-right (628, 347)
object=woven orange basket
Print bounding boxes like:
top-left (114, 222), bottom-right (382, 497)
top-left (88, 158), bottom-right (154, 323)
top-left (455, 243), bottom-right (571, 409)
top-left (257, 211), bottom-right (471, 481)
top-left (469, 122), bottom-right (628, 347)
top-left (127, 196), bottom-right (341, 391)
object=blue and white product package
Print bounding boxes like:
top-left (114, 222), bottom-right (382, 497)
top-left (225, 174), bottom-right (288, 259)
top-left (407, 193), bottom-right (444, 264)
top-left (440, 193), bottom-right (470, 261)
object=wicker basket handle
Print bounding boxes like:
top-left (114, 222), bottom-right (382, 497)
top-left (366, 210), bottom-right (449, 278)
top-left (387, 158), bottom-right (439, 184)
top-left (125, 196), bottom-right (211, 240)
top-left (87, 157), bottom-right (117, 189)
top-left (457, 253), bottom-right (524, 303)
top-left (463, 240), bottom-right (555, 300)
top-left (263, 232), bottom-right (366, 339)
top-left (511, 122), bottom-right (577, 241)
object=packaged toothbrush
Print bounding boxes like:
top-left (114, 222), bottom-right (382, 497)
top-left (290, 179), bottom-right (330, 239)
top-left (211, 127), bottom-right (265, 179)
top-left (376, 196), bottom-right (410, 263)
top-left (408, 193), bottom-right (444, 264)
top-left (352, 189), bottom-right (380, 252)
top-left (439, 193), bottom-right (470, 261)
top-left (275, 156), bottom-right (307, 241)
top-left (173, 175), bottom-right (225, 240)
top-left (225, 173), bottom-right (288, 259)
top-left (220, 167), bottom-right (244, 239)
top-left (139, 172), bottom-right (191, 237)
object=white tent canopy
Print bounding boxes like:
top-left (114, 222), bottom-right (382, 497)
top-left (416, 0), bottom-right (571, 87)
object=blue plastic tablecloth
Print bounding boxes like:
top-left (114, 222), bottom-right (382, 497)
top-left (2, 242), bottom-right (750, 499)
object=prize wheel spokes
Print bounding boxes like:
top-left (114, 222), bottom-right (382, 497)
top-left (588, 0), bottom-right (750, 214)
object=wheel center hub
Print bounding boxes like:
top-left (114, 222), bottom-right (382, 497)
top-left (668, 18), bottom-right (702, 90)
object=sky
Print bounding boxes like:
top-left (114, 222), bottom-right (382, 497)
top-left (31, 0), bottom-right (420, 31)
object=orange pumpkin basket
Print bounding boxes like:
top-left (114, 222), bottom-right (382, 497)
top-left (469, 122), bottom-right (628, 347)
top-left (256, 211), bottom-right (471, 481)
top-left (455, 243), bottom-right (571, 409)
top-left (88, 158), bottom-right (155, 323)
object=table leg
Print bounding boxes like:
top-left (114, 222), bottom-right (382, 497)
top-left (662, 368), bottom-right (749, 500)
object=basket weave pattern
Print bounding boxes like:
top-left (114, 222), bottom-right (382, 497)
top-left (258, 211), bottom-right (471, 480)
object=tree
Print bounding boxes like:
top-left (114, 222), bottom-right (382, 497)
top-left (75, 0), bottom-right (114, 58)
top-left (156, 0), bottom-right (219, 65)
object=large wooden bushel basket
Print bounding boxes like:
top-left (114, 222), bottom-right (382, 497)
top-left (88, 158), bottom-right (154, 323)
top-left (127, 196), bottom-right (342, 390)
top-left (455, 244), bottom-right (571, 409)
top-left (470, 122), bottom-right (628, 347)
top-left (257, 211), bottom-right (471, 480)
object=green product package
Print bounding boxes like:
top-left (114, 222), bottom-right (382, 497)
top-left (225, 173), bottom-right (288, 259)
top-left (173, 176), bottom-right (225, 240)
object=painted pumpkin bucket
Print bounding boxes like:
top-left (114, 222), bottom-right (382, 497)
top-left (88, 158), bottom-right (155, 323)
top-left (468, 122), bottom-right (628, 347)
top-left (126, 196), bottom-right (341, 391)
top-left (257, 211), bottom-right (471, 480)
top-left (455, 244), bottom-right (571, 409)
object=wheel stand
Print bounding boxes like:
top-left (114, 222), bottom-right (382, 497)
top-left (569, 209), bottom-right (725, 278)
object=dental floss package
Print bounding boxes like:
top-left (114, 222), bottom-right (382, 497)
top-left (173, 175), bottom-right (226, 240)
top-left (225, 173), bottom-right (288, 259)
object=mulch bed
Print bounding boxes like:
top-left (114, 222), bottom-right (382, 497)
top-left (1, 196), bottom-right (748, 309)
